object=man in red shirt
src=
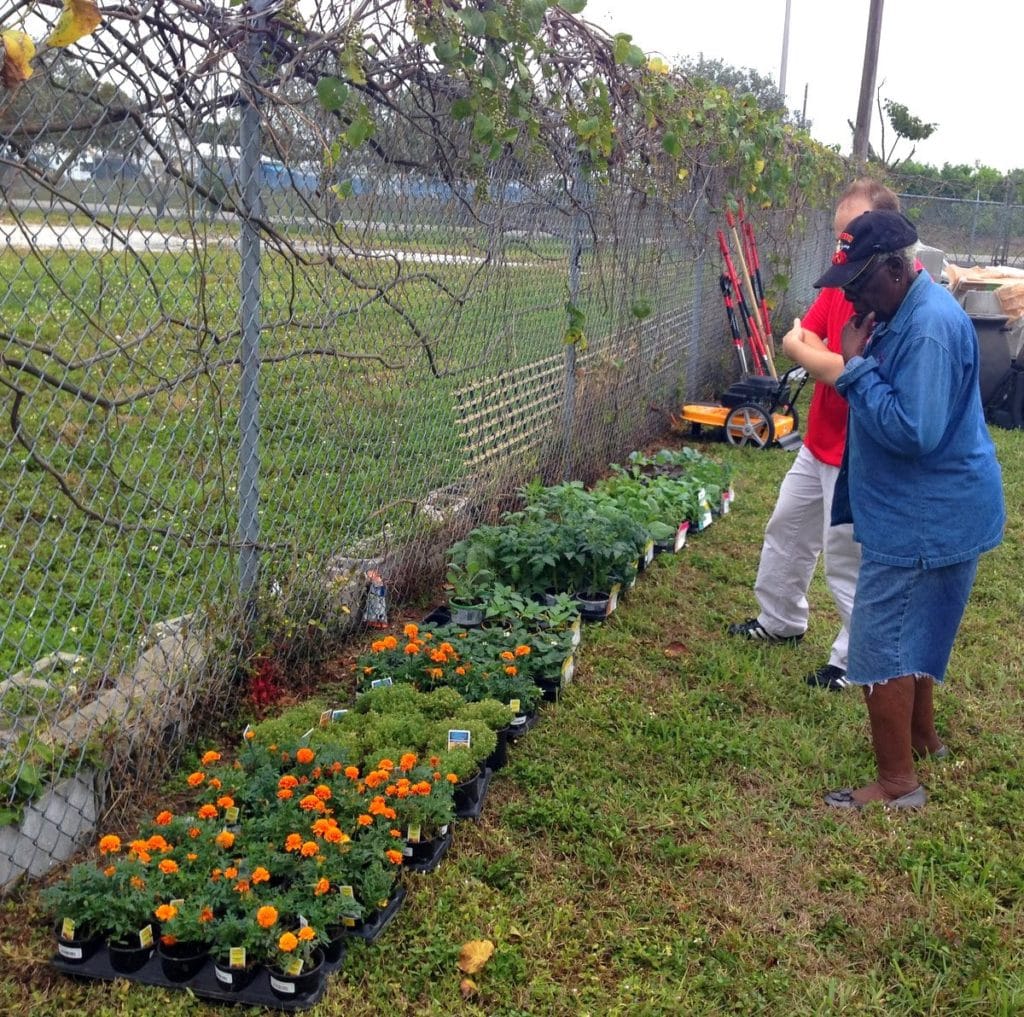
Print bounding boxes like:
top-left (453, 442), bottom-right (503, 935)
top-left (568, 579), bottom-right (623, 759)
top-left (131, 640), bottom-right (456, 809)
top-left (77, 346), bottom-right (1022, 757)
top-left (728, 179), bottom-right (901, 690)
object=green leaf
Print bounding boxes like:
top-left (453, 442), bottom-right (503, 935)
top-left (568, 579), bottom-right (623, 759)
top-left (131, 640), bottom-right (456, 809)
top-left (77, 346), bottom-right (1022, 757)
top-left (472, 113), bottom-right (495, 144)
top-left (316, 77), bottom-right (349, 112)
top-left (450, 98), bottom-right (473, 119)
top-left (613, 34), bottom-right (633, 64)
top-left (630, 298), bottom-right (652, 320)
top-left (458, 8), bottom-right (488, 35)
top-left (661, 132), bottom-right (681, 158)
top-left (559, 0), bottom-right (587, 13)
top-left (332, 180), bottom-right (354, 200)
top-left (434, 39), bottom-right (460, 64)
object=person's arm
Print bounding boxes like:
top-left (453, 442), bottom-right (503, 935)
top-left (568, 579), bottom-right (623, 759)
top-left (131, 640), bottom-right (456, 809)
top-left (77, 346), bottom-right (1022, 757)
top-left (780, 317), bottom-right (845, 385)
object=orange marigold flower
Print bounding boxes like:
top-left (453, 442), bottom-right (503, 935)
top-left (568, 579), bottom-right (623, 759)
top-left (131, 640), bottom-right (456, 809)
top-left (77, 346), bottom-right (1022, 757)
top-left (187, 772), bottom-right (205, 787)
top-left (505, 665), bottom-right (518, 676)
top-left (429, 755), bottom-right (440, 768)
top-left (399, 753), bottom-right (417, 772)
top-left (146, 835), bottom-right (169, 852)
top-left (429, 649), bottom-right (447, 663)
top-left (300, 841), bottom-right (319, 858)
top-left (155, 903), bottom-right (177, 922)
top-left (433, 771), bottom-right (441, 781)
top-left (278, 774), bottom-right (299, 789)
top-left (234, 879), bottom-right (251, 894)
top-left (285, 833), bottom-right (303, 852)
top-left (186, 852), bottom-right (198, 862)
top-left (201, 750), bottom-right (221, 765)
top-left (500, 650), bottom-right (515, 661)
top-left (422, 632), bottom-right (433, 641)
top-left (385, 849), bottom-right (404, 865)
top-left (403, 642), bottom-right (420, 655)
top-left (323, 827), bottom-right (346, 844)
top-left (429, 667), bottom-right (444, 678)
top-left (130, 875), bottom-right (146, 890)
top-left (389, 829), bottom-right (402, 838)
top-left (134, 850), bottom-right (152, 864)
top-left (413, 781), bottom-right (432, 796)
top-left (313, 784), bottom-right (332, 801)
top-left (515, 644), bottom-right (531, 656)
top-left (103, 865), bottom-right (116, 877)
top-left (161, 934), bottom-right (177, 947)
top-left (154, 811), bottom-right (173, 826)
top-left (455, 666), bottom-right (466, 676)
top-left (224, 866), bottom-right (239, 880)
top-left (363, 666), bottom-right (374, 675)
top-left (382, 635), bottom-right (398, 650)
top-left (197, 804), bottom-right (218, 819)
top-left (252, 867), bottom-right (270, 884)
top-left (211, 868), bottom-right (222, 881)
top-left (298, 926), bottom-right (315, 942)
top-left (403, 623), bottom-right (419, 639)
top-left (439, 641), bottom-right (455, 655)
top-left (378, 758), bottom-right (395, 771)
top-left (208, 778), bottom-right (222, 789)
top-left (216, 795), bottom-right (235, 809)
top-left (299, 795), bottom-right (325, 812)
top-left (357, 814), bottom-right (373, 827)
top-left (256, 906), bottom-right (278, 929)
top-left (344, 766), bottom-right (359, 780)
top-left (98, 834), bottom-right (121, 854)
top-left (279, 932), bottom-right (298, 953)
top-left (244, 729), bottom-right (255, 740)
top-left (446, 773), bottom-right (458, 784)
top-left (368, 796), bottom-right (389, 815)
top-left (383, 806), bottom-right (397, 820)
top-left (215, 830), bottom-right (235, 849)
top-left (295, 747), bottom-right (315, 765)
top-left (158, 858), bottom-right (179, 875)
top-left (199, 907), bottom-right (214, 923)
top-left (330, 761), bottom-right (343, 774)
top-left (276, 789), bottom-right (294, 800)
top-left (188, 827), bottom-right (201, 839)
top-left (315, 878), bottom-right (330, 896)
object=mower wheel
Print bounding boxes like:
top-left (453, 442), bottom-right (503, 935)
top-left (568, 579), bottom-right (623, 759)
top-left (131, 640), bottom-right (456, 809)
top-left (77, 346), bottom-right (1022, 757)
top-left (725, 402), bottom-right (775, 448)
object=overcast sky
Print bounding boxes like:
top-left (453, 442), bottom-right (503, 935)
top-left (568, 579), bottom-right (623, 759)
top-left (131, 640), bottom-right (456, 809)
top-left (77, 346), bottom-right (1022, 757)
top-left (587, 0), bottom-right (1023, 175)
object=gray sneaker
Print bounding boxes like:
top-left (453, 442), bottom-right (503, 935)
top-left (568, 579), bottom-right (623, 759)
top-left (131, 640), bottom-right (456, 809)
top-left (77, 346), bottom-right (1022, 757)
top-left (728, 618), bottom-right (803, 644)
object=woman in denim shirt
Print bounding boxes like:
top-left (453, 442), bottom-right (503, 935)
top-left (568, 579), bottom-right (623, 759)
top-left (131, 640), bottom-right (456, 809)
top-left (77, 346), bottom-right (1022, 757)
top-left (808, 209), bottom-right (1004, 810)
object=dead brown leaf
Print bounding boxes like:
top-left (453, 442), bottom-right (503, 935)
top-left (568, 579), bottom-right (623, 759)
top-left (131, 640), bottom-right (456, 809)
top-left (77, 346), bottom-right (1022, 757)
top-left (457, 938), bottom-right (494, 974)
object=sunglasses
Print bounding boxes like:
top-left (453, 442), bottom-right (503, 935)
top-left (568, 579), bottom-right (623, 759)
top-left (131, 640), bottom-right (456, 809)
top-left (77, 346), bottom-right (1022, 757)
top-left (841, 256), bottom-right (885, 300)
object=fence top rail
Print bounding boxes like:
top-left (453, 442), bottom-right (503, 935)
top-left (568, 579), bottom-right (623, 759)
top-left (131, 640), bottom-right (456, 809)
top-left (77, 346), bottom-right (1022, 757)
top-left (900, 192), bottom-right (1024, 212)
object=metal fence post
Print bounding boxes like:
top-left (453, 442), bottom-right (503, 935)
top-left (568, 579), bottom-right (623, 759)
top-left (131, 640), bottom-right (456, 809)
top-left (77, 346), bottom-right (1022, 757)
top-left (687, 190), bottom-right (710, 400)
top-left (238, 15), bottom-right (264, 608)
top-left (562, 158), bottom-right (586, 478)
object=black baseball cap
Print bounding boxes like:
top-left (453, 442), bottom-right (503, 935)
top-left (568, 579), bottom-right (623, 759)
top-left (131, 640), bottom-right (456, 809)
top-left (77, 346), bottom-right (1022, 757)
top-left (814, 210), bottom-right (918, 289)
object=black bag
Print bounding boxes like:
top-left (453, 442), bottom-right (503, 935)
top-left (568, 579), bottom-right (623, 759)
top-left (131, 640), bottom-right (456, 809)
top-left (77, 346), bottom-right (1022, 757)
top-left (984, 361), bottom-right (1024, 430)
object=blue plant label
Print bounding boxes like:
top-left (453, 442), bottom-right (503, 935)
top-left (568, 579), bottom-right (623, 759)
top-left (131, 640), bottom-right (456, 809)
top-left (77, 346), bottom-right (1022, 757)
top-left (447, 728), bottom-right (471, 750)
top-left (675, 521), bottom-right (690, 551)
top-left (371, 677), bottom-right (393, 689)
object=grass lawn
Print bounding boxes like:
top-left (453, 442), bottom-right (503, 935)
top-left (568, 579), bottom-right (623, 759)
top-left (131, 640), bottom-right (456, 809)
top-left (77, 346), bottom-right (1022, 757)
top-left (2, 425), bottom-right (1022, 1015)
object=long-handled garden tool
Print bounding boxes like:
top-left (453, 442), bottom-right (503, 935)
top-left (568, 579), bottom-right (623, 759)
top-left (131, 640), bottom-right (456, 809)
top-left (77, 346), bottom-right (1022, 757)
top-left (726, 209), bottom-right (777, 376)
top-left (718, 228), bottom-right (773, 378)
top-left (739, 204), bottom-right (773, 340)
top-left (719, 273), bottom-right (749, 375)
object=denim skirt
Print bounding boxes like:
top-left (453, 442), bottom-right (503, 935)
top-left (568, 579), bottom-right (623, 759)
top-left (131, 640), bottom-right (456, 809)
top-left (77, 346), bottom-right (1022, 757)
top-left (846, 556), bottom-right (979, 686)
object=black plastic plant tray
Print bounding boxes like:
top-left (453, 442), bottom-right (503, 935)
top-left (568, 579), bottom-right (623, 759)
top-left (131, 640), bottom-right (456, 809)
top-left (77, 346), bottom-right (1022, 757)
top-left (506, 711), bottom-right (540, 740)
top-left (403, 827), bottom-right (453, 874)
top-left (454, 767), bottom-right (492, 821)
top-left (346, 883), bottom-right (408, 943)
top-left (421, 605), bottom-right (451, 626)
top-left (50, 945), bottom-right (345, 1011)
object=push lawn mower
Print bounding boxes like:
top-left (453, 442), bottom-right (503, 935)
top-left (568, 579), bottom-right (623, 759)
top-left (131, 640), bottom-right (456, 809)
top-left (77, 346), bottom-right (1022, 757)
top-left (680, 365), bottom-right (809, 450)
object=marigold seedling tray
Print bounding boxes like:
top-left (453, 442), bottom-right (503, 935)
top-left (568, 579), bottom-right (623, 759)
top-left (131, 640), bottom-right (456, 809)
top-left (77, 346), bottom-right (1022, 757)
top-left (454, 767), bottom-right (493, 821)
top-left (345, 883), bottom-right (408, 943)
top-left (403, 827), bottom-right (454, 875)
top-left (50, 946), bottom-right (344, 1011)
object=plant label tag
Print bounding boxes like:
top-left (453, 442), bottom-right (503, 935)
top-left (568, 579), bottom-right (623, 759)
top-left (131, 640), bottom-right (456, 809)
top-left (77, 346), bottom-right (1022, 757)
top-left (407, 823), bottom-right (422, 844)
top-left (562, 655), bottom-right (575, 685)
top-left (298, 914), bottom-right (308, 928)
top-left (340, 884), bottom-right (355, 898)
top-left (170, 898), bottom-right (185, 908)
top-left (320, 708), bottom-right (348, 727)
top-left (242, 723), bottom-right (253, 740)
top-left (60, 917), bottom-right (76, 941)
top-left (675, 521), bottom-right (690, 551)
top-left (447, 729), bottom-right (471, 751)
top-left (607, 583), bottom-right (621, 615)
top-left (224, 805), bottom-right (240, 823)
top-left (570, 615), bottom-right (582, 647)
top-left (509, 698), bottom-right (521, 714)
top-left (57, 942), bottom-right (83, 959)
top-left (643, 539), bottom-right (655, 566)
top-left (371, 677), bottom-right (394, 689)
top-left (727, 484), bottom-right (735, 504)
top-left (299, 727), bottom-right (314, 745)
top-left (720, 492), bottom-right (730, 514)
top-left (700, 504), bottom-right (713, 530)
top-left (229, 947), bottom-right (247, 969)
top-left (138, 924), bottom-right (154, 949)
top-left (270, 975), bottom-right (297, 994)
top-left (285, 956), bottom-right (304, 977)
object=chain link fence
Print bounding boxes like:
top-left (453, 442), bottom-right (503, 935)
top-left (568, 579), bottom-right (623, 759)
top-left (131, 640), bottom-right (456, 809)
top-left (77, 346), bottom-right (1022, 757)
top-left (0, 0), bottom-right (833, 889)
top-left (899, 192), bottom-right (1024, 268)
